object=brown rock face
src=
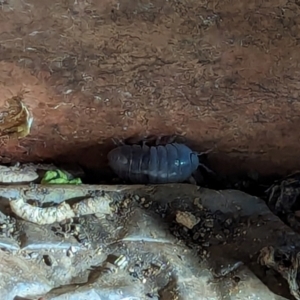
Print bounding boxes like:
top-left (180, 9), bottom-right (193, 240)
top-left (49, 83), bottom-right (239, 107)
top-left (0, 0), bottom-right (299, 175)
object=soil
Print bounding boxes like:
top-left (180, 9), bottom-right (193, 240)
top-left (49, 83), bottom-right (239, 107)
top-left (0, 0), bottom-right (300, 177)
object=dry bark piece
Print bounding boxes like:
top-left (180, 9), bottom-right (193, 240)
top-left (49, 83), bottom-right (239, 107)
top-left (10, 199), bottom-right (75, 225)
top-left (72, 196), bottom-right (112, 216)
top-left (10, 195), bottom-right (113, 225)
top-left (266, 172), bottom-right (300, 233)
top-left (0, 91), bottom-right (33, 139)
top-left (0, 164), bottom-right (39, 183)
top-left (258, 246), bottom-right (300, 300)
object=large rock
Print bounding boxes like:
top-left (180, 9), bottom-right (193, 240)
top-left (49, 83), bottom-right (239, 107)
top-left (0, 183), bottom-right (297, 299)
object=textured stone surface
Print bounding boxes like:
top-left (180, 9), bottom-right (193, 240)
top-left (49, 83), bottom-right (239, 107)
top-left (0, 183), bottom-right (295, 299)
top-left (0, 0), bottom-right (299, 175)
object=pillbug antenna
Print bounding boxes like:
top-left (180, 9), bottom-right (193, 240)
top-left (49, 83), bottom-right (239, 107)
top-left (198, 162), bottom-right (216, 175)
top-left (197, 146), bottom-right (216, 175)
top-left (197, 144), bottom-right (217, 157)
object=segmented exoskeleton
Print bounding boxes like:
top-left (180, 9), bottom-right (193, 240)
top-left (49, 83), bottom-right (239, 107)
top-left (107, 135), bottom-right (213, 184)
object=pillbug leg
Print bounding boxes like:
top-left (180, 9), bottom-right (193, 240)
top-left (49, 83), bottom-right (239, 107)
top-left (126, 134), bottom-right (157, 146)
top-left (141, 140), bottom-right (148, 147)
top-left (111, 137), bottom-right (125, 146)
top-left (155, 135), bottom-right (163, 145)
top-left (143, 134), bottom-right (159, 146)
top-left (142, 134), bottom-right (171, 146)
top-left (135, 134), bottom-right (162, 146)
top-left (124, 135), bottom-right (145, 145)
top-left (162, 135), bottom-right (176, 144)
top-left (152, 134), bottom-right (183, 146)
top-left (170, 134), bottom-right (186, 144)
top-left (159, 134), bottom-right (183, 144)
top-left (187, 175), bottom-right (197, 185)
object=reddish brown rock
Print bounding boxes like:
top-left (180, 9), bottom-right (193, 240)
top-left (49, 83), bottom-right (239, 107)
top-left (0, 0), bottom-right (299, 175)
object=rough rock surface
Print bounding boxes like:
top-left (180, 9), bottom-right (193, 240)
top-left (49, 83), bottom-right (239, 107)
top-left (0, 183), bottom-right (296, 299)
top-left (0, 0), bottom-right (299, 175)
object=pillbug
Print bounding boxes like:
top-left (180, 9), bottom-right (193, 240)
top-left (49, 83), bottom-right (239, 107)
top-left (107, 135), bottom-right (213, 184)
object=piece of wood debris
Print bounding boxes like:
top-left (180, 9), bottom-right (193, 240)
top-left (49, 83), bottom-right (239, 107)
top-left (175, 211), bottom-right (200, 229)
top-left (10, 194), bottom-right (113, 225)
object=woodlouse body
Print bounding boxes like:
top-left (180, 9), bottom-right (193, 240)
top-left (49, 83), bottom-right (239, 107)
top-left (107, 143), bottom-right (200, 184)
